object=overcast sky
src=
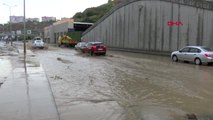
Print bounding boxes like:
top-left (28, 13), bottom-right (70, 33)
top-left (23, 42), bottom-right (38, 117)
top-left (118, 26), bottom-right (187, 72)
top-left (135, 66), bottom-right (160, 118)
top-left (0, 0), bottom-right (108, 24)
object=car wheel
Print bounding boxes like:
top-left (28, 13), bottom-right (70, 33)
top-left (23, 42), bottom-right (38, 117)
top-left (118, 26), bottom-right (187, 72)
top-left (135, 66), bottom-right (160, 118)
top-left (172, 55), bottom-right (178, 62)
top-left (102, 53), bottom-right (106, 56)
top-left (195, 58), bottom-right (202, 65)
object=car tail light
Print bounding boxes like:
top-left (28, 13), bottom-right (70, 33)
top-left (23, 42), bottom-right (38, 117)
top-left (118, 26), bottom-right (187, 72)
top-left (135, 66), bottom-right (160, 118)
top-left (204, 53), bottom-right (211, 57)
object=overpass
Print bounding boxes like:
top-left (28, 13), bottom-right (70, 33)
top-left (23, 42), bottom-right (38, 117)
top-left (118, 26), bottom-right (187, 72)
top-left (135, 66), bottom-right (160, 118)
top-left (82, 0), bottom-right (213, 53)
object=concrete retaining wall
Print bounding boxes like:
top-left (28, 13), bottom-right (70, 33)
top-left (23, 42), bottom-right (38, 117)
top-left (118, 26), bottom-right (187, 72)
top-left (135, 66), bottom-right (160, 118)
top-left (82, 0), bottom-right (213, 52)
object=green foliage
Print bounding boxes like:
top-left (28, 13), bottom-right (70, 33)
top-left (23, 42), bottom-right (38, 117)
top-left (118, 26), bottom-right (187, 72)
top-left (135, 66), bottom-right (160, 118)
top-left (73, 1), bottom-right (114, 23)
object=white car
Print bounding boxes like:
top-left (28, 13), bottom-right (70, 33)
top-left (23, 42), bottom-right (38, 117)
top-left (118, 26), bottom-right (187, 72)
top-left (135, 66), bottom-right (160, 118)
top-left (74, 42), bottom-right (87, 50)
top-left (171, 46), bottom-right (213, 65)
top-left (33, 37), bottom-right (44, 49)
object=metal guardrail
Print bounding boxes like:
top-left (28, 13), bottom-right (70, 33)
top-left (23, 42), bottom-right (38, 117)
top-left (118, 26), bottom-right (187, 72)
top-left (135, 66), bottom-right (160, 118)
top-left (83, 0), bottom-right (213, 36)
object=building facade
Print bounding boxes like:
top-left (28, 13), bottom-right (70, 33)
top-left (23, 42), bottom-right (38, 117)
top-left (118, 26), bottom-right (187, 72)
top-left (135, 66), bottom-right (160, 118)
top-left (26, 18), bottom-right (40, 22)
top-left (44, 18), bottom-right (74, 43)
top-left (9, 16), bottom-right (40, 23)
top-left (42, 16), bottom-right (56, 22)
top-left (44, 18), bottom-right (93, 44)
top-left (10, 16), bottom-right (24, 23)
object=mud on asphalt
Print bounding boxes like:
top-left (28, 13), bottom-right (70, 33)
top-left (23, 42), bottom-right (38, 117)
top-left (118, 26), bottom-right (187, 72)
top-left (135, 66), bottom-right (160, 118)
top-left (32, 46), bottom-right (213, 120)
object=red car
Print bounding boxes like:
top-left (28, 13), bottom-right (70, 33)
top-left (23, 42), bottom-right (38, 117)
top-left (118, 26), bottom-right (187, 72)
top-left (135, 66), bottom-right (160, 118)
top-left (82, 42), bottom-right (106, 55)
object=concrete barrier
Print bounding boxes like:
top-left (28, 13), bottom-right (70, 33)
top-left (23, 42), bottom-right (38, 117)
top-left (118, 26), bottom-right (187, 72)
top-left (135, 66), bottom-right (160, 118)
top-left (82, 0), bottom-right (213, 53)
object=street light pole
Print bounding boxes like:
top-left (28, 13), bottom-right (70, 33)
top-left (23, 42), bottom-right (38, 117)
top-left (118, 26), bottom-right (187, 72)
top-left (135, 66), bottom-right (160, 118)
top-left (2, 24), bottom-right (4, 33)
top-left (9, 7), bottom-right (12, 34)
top-left (2, 3), bottom-right (16, 46)
top-left (9, 7), bottom-right (13, 46)
top-left (23, 0), bottom-right (26, 55)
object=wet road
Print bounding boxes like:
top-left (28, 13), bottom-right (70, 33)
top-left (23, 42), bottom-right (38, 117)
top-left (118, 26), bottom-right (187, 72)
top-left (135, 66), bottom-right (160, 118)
top-left (0, 42), bottom-right (59, 120)
top-left (35, 46), bottom-right (213, 120)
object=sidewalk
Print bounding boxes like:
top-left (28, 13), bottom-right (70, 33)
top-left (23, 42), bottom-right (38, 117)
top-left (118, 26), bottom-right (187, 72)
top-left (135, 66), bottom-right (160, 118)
top-left (0, 42), bottom-right (60, 120)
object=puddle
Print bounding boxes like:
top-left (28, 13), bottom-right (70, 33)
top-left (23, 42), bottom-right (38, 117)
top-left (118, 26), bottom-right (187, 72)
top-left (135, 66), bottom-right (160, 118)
top-left (37, 47), bottom-right (213, 120)
top-left (59, 102), bottom-right (122, 120)
top-left (0, 57), bottom-right (12, 85)
top-left (19, 59), bottom-right (40, 67)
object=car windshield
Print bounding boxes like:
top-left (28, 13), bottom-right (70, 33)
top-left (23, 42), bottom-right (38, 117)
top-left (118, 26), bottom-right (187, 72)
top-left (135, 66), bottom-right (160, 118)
top-left (80, 43), bottom-right (86, 46)
top-left (201, 47), bottom-right (213, 52)
top-left (35, 40), bottom-right (42, 43)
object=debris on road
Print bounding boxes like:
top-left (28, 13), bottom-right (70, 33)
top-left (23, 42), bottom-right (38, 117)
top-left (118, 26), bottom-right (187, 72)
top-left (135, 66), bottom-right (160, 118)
top-left (0, 78), bottom-right (6, 88)
top-left (57, 57), bottom-right (62, 61)
top-left (108, 54), bottom-right (114, 57)
top-left (186, 114), bottom-right (197, 120)
top-left (50, 75), bottom-right (63, 80)
top-left (57, 57), bottom-right (72, 64)
top-left (0, 82), bottom-right (3, 87)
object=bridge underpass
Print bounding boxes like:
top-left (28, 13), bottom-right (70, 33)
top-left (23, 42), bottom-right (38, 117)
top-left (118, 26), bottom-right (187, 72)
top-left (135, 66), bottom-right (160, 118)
top-left (82, 0), bottom-right (213, 53)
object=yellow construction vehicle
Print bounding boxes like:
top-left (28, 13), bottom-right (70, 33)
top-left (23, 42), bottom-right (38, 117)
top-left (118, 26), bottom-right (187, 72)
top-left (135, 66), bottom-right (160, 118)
top-left (58, 35), bottom-right (78, 47)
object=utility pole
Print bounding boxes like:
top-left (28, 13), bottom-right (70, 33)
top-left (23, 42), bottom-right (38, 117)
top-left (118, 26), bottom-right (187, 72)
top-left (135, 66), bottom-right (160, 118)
top-left (3, 24), bottom-right (4, 33)
top-left (23, 0), bottom-right (26, 55)
top-left (9, 7), bottom-right (12, 46)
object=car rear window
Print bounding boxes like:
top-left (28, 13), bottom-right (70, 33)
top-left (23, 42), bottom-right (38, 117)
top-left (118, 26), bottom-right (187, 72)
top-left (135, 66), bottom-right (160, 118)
top-left (201, 47), bottom-right (213, 52)
top-left (93, 43), bottom-right (103, 46)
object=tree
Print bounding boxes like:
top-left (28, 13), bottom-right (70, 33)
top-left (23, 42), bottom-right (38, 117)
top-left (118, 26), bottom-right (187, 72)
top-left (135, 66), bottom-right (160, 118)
top-left (73, 2), bottom-right (114, 23)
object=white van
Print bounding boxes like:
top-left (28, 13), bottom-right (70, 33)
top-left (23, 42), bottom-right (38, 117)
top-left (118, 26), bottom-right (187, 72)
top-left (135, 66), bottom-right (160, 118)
top-left (33, 37), bottom-right (44, 48)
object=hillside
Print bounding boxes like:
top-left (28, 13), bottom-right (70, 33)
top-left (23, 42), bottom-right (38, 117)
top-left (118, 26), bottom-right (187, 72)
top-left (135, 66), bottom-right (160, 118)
top-left (72, 0), bottom-right (114, 23)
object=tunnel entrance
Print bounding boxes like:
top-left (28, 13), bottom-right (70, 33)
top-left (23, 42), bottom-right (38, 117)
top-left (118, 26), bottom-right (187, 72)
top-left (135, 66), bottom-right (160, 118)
top-left (73, 22), bottom-right (93, 32)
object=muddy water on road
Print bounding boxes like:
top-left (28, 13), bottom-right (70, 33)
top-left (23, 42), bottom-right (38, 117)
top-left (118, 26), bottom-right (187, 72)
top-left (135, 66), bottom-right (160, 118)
top-left (36, 48), bottom-right (213, 120)
top-left (107, 51), bottom-right (213, 120)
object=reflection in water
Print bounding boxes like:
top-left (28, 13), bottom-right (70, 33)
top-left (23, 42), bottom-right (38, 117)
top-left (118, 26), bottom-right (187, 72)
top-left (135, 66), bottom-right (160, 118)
top-left (0, 58), bottom-right (12, 88)
top-left (24, 54), bottom-right (29, 94)
top-left (23, 54), bottom-right (32, 120)
top-left (0, 58), bottom-right (12, 78)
